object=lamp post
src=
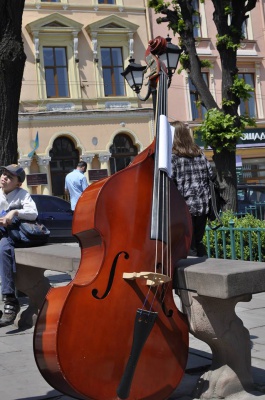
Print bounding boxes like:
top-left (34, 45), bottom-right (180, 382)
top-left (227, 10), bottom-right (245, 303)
top-left (121, 35), bottom-right (182, 111)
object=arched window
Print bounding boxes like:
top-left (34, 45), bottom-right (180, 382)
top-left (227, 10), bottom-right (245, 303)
top-left (109, 134), bottom-right (138, 174)
top-left (49, 137), bottom-right (79, 196)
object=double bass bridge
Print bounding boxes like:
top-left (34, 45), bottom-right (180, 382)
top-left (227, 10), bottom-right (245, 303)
top-left (123, 271), bottom-right (171, 287)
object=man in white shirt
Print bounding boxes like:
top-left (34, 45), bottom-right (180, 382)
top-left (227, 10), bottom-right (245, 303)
top-left (0, 164), bottom-right (38, 326)
top-left (65, 161), bottom-right (88, 211)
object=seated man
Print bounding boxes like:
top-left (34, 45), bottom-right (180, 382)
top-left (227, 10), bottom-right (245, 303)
top-left (0, 164), bottom-right (38, 326)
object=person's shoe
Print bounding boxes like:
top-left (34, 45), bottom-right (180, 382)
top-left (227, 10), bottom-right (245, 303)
top-left (0, 297), bottom-right (20, 326)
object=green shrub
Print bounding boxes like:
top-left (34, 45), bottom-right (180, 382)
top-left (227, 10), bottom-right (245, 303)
top-left (203, 211), bottom-right (265, 261)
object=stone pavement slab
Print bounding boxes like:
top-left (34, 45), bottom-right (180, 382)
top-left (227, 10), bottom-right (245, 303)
top-left (0, 275), bottom-right (264, 399)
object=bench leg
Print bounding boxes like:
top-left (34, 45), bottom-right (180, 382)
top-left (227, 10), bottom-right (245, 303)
top-left (180, 290), bottom-right (254, 399)
top-left (14, 264), bottom-right (51, 329)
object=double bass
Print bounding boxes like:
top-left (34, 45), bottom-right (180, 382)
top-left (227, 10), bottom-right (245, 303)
top-left (34, 36), bottom-right (192, 400)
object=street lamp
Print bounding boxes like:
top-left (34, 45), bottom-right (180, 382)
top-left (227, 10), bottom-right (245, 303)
top-left (159, 35), bottom-right (182, 86)
top-left (121, 36), bottom-right (182, 101)
top-left (121, 58), bottom-right (146, 94)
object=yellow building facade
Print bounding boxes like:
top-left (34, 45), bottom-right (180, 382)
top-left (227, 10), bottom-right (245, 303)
top-left (19, 0), bottom-right (154, 196)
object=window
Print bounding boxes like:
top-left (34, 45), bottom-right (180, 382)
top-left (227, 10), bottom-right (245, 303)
top-left (101, 48), bottom-right (125, 96)
top-left (94, 0), bottom-right (122, 5)
top-left (242, 19), bottom-right (248, 40)
top-left (44, 47), bottom-right (69, 98)
top-left (41, 0), bottom-right (61, 2)
top-left (26, 14), bottom-right (82, 102)
top-left (98, 0), bottom-right (116, 3)
top-left (189, 73), bottom-right (208, 120)
top-left (192, 0), bottom-right (201, 37)
top-left (109, 134), bottom-right (138, 174)
top-left (86, 15), bottom-right (139, 99)
top-left (238, 73), bottom-right (256, 118)
top-left (227, 3), bottom-right (252, 40)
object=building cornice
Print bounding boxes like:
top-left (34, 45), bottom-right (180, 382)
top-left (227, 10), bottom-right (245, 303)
top-left (24, 3), bottom-right (145, 14)
top-left (18, 108), bottom-right (154, 125)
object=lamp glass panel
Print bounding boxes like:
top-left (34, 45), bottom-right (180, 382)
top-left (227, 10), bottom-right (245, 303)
top-left (168, 53), bottom-right (180, 69)
top-left (159, 53), bottom-right (168, 69)
top-left (133, 70), bottom-right (144, 86)
top-left (125, 72), bottom-right (135, 88)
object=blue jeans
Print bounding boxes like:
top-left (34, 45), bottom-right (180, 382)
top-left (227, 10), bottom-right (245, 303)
top-left (0, 234), bottom-right (16, 296)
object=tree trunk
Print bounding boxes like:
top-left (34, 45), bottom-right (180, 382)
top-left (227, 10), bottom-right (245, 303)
top-left (150, 0), bottom-right (258, 212)
top-left (213, 148), bottom-right (237, 211)
top-left (0, 0), bottom-right (26, 165)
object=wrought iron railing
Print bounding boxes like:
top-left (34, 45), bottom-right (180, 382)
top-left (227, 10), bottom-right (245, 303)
top-left (205, 220), bottom-right (265, 262)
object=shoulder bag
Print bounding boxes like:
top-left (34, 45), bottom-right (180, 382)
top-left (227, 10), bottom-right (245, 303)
top-left (208, 177), bottom-right (223, 230)
top-left (7, 217), bottom-right (50, 247)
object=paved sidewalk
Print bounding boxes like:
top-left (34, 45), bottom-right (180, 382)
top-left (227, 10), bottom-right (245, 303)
top-left (0, 272), bottom-right (265, 400)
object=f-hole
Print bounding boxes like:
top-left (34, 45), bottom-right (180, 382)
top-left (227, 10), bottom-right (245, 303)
top-left (92, 251), bottom-right (129, 299)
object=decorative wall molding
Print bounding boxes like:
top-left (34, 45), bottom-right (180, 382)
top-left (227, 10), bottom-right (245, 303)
top-left (34, 34), bottom-right (40, 63)
top-left (18, 158), bottom-right (33, 168)
top-left (37, 156), bottom-right (51, 166)
top-left (81, 154), bottom-right (95, 164)
top-left (98, 153), bottom-right (111, 163)
top-left (92, 32), bottom-right (98, 62)
top-left (73, 31), bottom-right (79, 62)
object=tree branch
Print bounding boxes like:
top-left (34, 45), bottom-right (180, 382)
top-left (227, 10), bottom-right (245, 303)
top-left (244, 0), bottom-right (257, 13)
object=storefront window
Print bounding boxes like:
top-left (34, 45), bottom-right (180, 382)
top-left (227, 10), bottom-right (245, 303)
top-left (239, 158), bottom-right (265, 184)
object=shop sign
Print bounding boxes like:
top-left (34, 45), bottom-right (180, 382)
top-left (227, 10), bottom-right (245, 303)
top-left (88, 169), bottom-right (108, 181)
top-left (195, 127), bottom-right (265, 148)
top-left (238, 128), bottom-right (265, 147)
top-left (27, 173), bottom-right (48, 186)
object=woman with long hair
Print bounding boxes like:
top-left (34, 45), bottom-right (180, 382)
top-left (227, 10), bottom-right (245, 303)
top-left (171, 121), bottom-right (213, 257)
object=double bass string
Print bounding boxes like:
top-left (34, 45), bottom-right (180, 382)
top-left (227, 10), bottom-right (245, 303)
top-left (160, 171), bottom-right (173, 306)
top-left (155, 70), bottom-right (172, 276)
top-left (134, 58), bottom-right (174, 320)
top-left (151, 69), bottom-right (173, 309)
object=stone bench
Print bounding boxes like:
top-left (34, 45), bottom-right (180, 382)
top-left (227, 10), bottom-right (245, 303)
top-left (176, 257), bottom-right (265, 400)
top-left (14, 243), bottom-right (81, 328)
top-left (12, 245), bottom-right (265, 399)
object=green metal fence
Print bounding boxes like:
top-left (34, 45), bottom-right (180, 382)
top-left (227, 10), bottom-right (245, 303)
top-left (246, 202), bottom-right (265, 219)
top-left (205, 220), bottom-right (265, 262)
top-left (236, 202), bottom-right (265, 220)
